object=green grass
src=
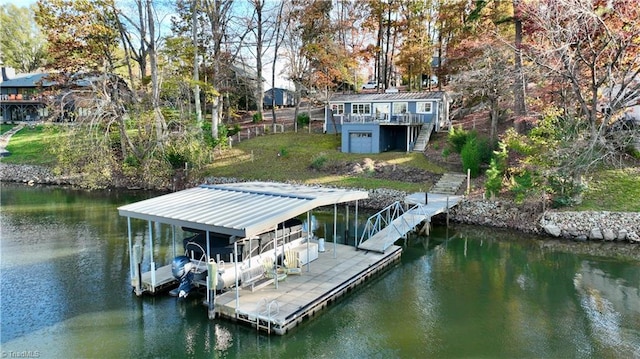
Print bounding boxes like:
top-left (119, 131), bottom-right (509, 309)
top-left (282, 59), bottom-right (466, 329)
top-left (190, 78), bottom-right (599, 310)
top-left (4, 126), bottom-right (638, 211)
top-left (204, 132), bottom-right (445, 192)
top-left (574, 168), bottom-right (640, 212)
top-left (1, 124), bottom-right (15, 135)
top-left (2, 125), bottom-right (58, 165)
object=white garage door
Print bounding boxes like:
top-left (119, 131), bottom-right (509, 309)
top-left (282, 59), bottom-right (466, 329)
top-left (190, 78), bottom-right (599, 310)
top-left (349, 132), bottom-right (372, 153)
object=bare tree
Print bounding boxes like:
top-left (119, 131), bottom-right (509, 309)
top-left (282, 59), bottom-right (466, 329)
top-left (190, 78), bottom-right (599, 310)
top-left (522, 0), bottom-right (640, 169)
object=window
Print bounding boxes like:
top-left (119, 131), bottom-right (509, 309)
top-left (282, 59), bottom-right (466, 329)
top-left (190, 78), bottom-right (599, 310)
top-left (417, 102), bottom-right (432, 113)
top-left (393, 102), bottom-right (408, 114)
top-left (373, 103), bottom-right (390, 119)
top-left (351, 132), bottom-right (372, 138)
top-left (352, 103), bottom-right (371, 115)
top-left (331, 103), bottom-right (344, 115)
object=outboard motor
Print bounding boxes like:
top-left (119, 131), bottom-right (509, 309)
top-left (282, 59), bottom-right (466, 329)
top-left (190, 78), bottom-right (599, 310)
top-left (172, 256), bottom-right (195, 298)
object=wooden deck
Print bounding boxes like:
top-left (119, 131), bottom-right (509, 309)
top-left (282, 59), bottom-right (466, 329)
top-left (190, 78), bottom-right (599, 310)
top-left (214, 243), bottom-right (402, 335)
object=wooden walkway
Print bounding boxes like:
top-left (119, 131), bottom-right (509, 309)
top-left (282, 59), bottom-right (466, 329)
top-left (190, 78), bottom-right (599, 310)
top-left (357, 193), bottom-right (461, 253)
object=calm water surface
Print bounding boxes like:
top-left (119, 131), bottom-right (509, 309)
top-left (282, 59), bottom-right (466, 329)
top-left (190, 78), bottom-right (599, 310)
top-left (1, 183), bottom-right (639, 358)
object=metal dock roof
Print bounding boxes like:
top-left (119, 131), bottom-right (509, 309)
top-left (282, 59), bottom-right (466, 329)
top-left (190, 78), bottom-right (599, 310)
top-left (118, 182), bottom-right (369, 240)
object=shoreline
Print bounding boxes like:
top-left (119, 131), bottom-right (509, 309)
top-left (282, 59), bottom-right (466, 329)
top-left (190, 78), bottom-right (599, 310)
top-left (1, 162), bottom-right (638, 248)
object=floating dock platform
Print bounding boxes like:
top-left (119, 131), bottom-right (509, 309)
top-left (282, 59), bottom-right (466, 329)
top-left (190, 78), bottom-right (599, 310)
top-left (215, 243), bottom-right (402, 335)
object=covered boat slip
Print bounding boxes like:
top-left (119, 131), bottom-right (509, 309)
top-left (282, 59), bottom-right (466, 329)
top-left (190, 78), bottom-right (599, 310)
top-left (118, 181), bottom-right (399, 334)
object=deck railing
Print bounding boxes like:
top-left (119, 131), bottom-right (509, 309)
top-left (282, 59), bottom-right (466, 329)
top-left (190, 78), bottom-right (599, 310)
top-left (338, 113), bottom-right (427, 125)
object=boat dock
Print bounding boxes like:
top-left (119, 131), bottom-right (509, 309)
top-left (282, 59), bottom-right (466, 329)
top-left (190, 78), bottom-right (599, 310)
top-left (118, 182), bottom-right (461, 335)
top-left (215, 243), bottom-right (402, 335)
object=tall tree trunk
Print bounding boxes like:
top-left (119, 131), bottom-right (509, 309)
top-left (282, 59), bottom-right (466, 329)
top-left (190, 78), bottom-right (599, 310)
top-left (136, 0), bottom-right (147, 79)
top-left (255, 0), bottom-right (264, 121)
top-left (512, 0), bottom-right (526, 130)
top-left (271, 1), bottom-right (286, 125)
top-left (192, 0), bottom-right (202, 125)
top-left (146, 0), bottom-right (165, 144)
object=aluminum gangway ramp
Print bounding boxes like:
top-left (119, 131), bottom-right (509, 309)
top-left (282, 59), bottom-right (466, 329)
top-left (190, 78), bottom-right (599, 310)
top-left (357, 194), bottom-right (462, 253)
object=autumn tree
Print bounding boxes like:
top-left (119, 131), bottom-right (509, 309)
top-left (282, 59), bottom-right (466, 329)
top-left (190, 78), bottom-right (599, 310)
top-left (0, 4), bottom-right (48, 73)
top-left (451, 39), bottom-right (513, 141)
top-left (281, 1), bottom-right (311, 125)
top-left (521, 0), bottom-right (640, 173)
top-left (296, 1), bottom-right (356, 94)
top-left (395, 0), bottom-right (438, 91)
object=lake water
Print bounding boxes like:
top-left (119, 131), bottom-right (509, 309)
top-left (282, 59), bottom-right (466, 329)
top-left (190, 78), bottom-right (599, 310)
top-left (1, 183), bottom-right (639, 358)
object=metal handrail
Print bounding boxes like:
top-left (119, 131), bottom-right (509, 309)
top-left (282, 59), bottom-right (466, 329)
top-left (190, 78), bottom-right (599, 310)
top-left (358, 202), bottom-right (431, 248)
top-left (358, 201), bottom-right (406, 247)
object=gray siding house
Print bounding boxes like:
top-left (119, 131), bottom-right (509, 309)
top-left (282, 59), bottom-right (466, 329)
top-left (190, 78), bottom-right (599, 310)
top-left (324, 91), bottom-right (450, 153)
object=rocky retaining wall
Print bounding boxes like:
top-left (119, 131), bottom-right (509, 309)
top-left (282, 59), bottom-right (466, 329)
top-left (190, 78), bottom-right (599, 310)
top-left (540, 211), bottom-right (640, 243)
top-left (449, 199), bottom-right (640, 243)
top-left (0, 164), bottom-right (407, 211)
top-left (3, 163), bottom-right (638, 243)
top-left (0, 163), bottom-right (79, 186)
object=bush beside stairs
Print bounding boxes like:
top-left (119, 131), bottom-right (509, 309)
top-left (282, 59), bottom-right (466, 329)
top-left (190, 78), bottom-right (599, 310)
top-left (430, 173), bottom-right (467, 195)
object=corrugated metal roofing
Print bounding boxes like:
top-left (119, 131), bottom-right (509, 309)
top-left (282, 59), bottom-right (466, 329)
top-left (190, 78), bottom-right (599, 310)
top-left (118, 182), bottom-right (369, 240)
top-left (330, 91), bottom-right (445, 103)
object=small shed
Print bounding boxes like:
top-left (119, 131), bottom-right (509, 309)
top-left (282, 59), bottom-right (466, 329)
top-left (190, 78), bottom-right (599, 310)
top-left (264, 87), bottom-right (296, 108)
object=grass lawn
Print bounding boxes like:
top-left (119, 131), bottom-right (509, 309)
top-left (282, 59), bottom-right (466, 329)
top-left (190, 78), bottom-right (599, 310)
top-left (2, 125), bottom-right (58, 166)
top-left (3, 125), bottom-right (638, 212)
top-left (1, 124), bottom-right (15, 135)
top-left (575, 168), bottom-right (640, 212)
top-left (204, 132), bottom-right (445, 192)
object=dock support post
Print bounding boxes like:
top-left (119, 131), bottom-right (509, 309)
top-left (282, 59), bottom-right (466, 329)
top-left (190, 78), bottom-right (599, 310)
top-left (446, 196), bottom-right (450, 228)
top-left (171, 225), bottom-right (177, 258)
top-left (208, 259), bottom-right (218, 319)
top-left (333, 204), bottom-right (337, 259)
top-left (127, 217), bottom-right (134, 283)
top-left (148, 221), bottom-right (156, 288)
top-left (466, 168), bottom-right (471, 195)
top-left (354, 201), bottom-right (359, 249)
top-left (133, 244), bottom-right (143, 296)
top-left (306, 211), bottom-right (311, 273)
top-left (345, 204), bottom-right (349, 245)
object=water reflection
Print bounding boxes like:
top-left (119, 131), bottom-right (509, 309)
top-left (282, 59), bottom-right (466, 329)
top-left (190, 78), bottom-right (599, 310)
top-left (1, 183), bottom-right (639, 358)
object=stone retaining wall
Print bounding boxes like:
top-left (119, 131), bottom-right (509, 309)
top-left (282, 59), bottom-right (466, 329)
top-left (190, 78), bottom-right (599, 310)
top-left (2, 163), bottom-right (638, 243)
top-left (449, 199), bottom-right (640, 243)
top-left (540, 211), bottom-right (640, 243)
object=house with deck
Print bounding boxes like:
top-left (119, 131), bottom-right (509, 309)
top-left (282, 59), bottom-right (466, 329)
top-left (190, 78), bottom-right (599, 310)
top-left (0, 67), bottom-right (52, 122)
top-left (324, 91), bottom-right (451, 153)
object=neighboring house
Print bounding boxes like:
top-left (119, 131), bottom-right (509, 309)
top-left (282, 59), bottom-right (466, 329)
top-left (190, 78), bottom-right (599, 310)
top-left (264, 87), bottom-right (296, 108)
top-left (0, 67), bottom-right (53, 122)
top-left (325, 91), bottom-right (451, 153)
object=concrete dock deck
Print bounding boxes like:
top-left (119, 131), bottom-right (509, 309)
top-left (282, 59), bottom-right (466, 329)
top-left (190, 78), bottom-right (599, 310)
top-left (214, 242), bottom-right (402, 335)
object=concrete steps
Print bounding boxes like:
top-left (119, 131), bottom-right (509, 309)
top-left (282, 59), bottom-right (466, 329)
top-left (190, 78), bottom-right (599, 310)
top-left (430, 173), bottom-right (467, 195)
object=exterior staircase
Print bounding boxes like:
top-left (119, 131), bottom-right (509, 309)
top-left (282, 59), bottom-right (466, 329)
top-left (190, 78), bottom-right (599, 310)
top-left (412, 122), bottom-right (434, 152)
top-left (430, 173), bottom-right (467, 195)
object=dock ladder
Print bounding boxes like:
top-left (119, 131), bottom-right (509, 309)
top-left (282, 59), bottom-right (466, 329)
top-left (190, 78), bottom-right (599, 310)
top-left (246, 298), bottom-right (280, 334)
top-left (357, 201), bottom-right (430, 253)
